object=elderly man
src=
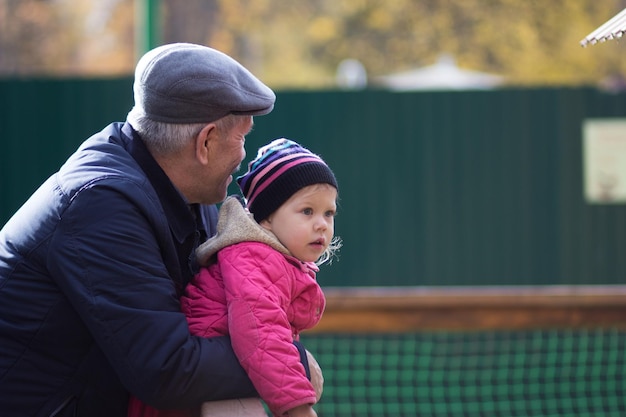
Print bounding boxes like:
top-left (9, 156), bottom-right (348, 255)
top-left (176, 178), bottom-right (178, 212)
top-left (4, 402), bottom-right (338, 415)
top-left (0, 43), bottom-right (315, 417)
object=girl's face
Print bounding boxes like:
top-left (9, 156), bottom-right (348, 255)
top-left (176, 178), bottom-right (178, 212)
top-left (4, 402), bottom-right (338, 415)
top-left (260, 183), bottom-right (337, 263)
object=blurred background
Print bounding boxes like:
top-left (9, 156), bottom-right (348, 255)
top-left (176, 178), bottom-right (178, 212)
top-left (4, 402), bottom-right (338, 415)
top-left (2, 0), bottom-right (626, 89)
top-left (3, 2), bottom-right (626, 415)
top-left (3, 0), bottom-right (626, 287)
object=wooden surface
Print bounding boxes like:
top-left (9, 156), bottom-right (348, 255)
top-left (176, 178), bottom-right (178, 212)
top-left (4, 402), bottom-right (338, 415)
top-left (308, 285), bottom-right (626, 333)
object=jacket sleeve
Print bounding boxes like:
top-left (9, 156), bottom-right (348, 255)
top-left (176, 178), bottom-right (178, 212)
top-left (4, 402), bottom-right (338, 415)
top-left (219, 243), bottom-right (317, 416)
top-left (46, 184), bottom-right (256, 409)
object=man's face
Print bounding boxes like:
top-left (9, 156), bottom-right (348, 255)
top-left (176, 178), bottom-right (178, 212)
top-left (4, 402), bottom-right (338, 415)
top-left (202, 116), bottom-right (253, 205)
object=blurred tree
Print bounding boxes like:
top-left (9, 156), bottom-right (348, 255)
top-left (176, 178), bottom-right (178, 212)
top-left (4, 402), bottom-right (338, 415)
top-left (1, 0), bottom-right (626, 88)
top-left (201, 0), bottom-right (626, 88)
top-left (0, 0), bottom-right (134, 76)
top-left (0, 0), bottom-right (61, 75)
top-left (161, 0), bottom-right (219, 46)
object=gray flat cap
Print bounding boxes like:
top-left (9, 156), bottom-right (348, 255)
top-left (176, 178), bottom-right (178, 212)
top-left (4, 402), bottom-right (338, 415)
top-left (133, 43), bottom-right (275, 124)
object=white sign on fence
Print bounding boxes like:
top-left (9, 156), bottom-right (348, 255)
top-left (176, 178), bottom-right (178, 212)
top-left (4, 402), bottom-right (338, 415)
top-left (583, 118), bottom-right (626, 204)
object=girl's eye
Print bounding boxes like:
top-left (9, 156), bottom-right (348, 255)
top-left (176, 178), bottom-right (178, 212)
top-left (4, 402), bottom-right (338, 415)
top-left (325, 211), bottom-right (335, 218)
top-left (302, 208), bottom-right (313, 215)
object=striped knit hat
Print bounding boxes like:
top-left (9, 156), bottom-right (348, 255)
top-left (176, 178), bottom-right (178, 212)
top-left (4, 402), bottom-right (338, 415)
top-left (237, 138), bottom-right (338, 222)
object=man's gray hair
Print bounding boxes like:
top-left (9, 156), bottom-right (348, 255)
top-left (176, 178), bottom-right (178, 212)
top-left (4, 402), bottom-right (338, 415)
top-left (127, 106), bottom-right (243, 156)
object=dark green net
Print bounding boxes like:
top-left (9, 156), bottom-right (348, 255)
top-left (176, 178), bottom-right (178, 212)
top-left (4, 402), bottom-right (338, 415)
top-left (301, 329), bottom-right (626, 417)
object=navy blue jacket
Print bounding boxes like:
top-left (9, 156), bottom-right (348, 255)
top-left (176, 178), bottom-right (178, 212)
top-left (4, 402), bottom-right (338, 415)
top-left (0, 123), bottom-right (257, 416)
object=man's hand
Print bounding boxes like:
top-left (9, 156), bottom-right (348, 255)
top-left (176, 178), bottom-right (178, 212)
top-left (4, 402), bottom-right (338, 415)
top-left (305, 350), bottom-right (323, 401)
top-left (287, 404), bottom-right (317, 417)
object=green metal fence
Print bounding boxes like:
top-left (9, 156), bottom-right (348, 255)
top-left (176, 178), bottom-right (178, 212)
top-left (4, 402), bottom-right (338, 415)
top-left (2, 80), bottom-right (626, 286)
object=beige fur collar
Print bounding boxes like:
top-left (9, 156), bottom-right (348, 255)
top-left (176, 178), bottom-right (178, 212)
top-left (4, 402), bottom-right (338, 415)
top-left (195, 196), bottom-right (291, 266)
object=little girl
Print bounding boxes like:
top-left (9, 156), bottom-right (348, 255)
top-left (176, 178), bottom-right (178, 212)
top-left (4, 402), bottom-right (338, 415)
top-left (129, 138), bottom-right (339, 417)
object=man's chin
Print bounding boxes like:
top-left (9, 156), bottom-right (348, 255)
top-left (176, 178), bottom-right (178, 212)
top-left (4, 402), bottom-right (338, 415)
top-left (201, 189), bottom-right (228, 206)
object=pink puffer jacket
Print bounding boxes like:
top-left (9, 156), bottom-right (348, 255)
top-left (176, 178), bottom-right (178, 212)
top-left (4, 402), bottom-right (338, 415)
top-left (181, 197), bottom-right (326, 416)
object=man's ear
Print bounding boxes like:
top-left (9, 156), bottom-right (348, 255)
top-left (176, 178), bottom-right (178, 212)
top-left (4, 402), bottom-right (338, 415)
top-left (196, 123), bottom-right (217, 165)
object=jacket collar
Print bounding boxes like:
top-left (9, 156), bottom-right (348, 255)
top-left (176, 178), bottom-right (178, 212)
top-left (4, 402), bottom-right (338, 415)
top-left (122, 122), bottom-right (202, 244)
top-left (196, 196), bottom-right (319, 275)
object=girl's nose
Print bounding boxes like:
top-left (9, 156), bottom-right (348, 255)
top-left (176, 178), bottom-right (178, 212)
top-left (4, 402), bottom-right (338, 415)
top-left (316, 216), bottom-right (331, 231)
